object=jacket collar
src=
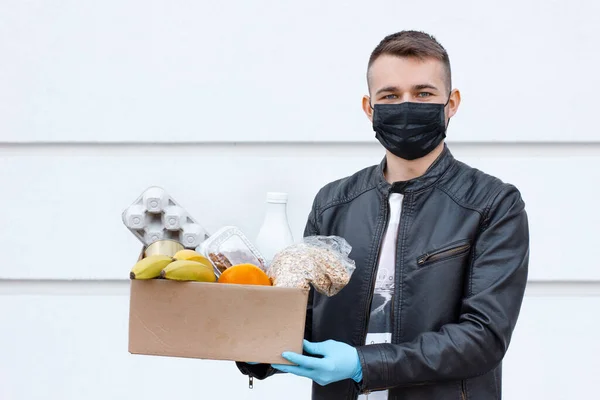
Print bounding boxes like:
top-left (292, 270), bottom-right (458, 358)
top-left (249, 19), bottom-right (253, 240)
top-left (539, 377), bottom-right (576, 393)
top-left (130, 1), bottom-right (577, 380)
top-left (375, 143), bottom-right (456, 194)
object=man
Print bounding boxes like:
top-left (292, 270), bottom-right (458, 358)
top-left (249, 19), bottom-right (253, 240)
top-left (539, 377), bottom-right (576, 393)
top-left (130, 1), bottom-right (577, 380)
top-left (237, 30), bottom-right (529, 400)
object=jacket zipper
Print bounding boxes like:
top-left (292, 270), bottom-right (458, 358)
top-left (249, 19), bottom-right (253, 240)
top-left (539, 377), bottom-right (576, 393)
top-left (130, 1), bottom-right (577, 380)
top-left (361, 190), bottom-right (391, 342)
top-left (390, 193), bottom-right (406, 344)
top-left (358, 189), bottom-right (391, 397)
top-left (417, 242), bottom-right (471, 267)
top-left (461, 380), bottom-right (466, 400)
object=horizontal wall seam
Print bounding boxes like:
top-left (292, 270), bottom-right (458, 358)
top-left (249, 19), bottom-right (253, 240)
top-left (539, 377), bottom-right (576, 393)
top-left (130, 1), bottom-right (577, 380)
top-left (0, 279), bottom-right (599, 297)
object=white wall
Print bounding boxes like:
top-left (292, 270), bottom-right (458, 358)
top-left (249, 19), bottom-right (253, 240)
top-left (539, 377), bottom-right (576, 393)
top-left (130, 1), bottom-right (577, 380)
top-left (1, 1), bottom-right (599, 399)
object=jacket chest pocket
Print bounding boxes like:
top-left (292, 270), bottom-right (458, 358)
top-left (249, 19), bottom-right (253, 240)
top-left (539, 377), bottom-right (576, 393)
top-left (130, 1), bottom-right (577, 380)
top-left (417, 240), bottom-right (471, 267)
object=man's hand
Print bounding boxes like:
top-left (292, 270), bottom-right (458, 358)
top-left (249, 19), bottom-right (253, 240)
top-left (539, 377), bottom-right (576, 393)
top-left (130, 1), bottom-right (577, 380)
top-left (272, 339), bottom-right (363, 386)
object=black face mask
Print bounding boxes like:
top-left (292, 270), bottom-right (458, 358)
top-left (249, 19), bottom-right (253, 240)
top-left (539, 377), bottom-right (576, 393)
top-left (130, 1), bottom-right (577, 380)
top-left (372, 97), bottom-right (450, 160)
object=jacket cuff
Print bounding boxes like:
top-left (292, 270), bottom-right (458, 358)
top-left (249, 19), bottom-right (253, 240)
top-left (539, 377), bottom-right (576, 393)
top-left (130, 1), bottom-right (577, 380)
top-left (356, 345), bottom-right (393, 392)
top-left (235, 362), bottom-right (277, 380)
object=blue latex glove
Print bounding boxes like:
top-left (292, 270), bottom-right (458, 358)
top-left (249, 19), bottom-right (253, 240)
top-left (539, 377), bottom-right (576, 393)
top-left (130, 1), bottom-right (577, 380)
top-left (272, 339), bottom-right (363, 386)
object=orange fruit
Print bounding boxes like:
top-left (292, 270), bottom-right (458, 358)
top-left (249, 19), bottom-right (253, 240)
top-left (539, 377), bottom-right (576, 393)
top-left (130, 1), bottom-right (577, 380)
top-left (217, 263), bottom-right (272, 286)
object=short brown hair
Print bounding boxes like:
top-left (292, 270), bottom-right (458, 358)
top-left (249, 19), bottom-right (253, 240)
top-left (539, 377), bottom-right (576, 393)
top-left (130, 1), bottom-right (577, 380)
top-left (368, 30), bottom-right (452, 92)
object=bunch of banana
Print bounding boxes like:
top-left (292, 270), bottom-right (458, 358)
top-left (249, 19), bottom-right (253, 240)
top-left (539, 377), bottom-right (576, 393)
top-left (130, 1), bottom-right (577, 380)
top-left (160, 260), bottom-right (216, 282)
top-left (130, 255), bottom-right (174, 279)
top-left (130, 249), bottom-right (216, 282)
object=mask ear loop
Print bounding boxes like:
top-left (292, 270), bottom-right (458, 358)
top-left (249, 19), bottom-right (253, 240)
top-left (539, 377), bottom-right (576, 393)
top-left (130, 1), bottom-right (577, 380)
top-left (444, 92), bottom-right (452, 106)
top-left (444, 91), bottom-right (452, 129)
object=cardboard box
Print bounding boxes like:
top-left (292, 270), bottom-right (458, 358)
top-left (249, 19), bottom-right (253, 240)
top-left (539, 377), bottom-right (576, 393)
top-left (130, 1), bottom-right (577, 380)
top-left (128, 278), bottom-right (308, 365)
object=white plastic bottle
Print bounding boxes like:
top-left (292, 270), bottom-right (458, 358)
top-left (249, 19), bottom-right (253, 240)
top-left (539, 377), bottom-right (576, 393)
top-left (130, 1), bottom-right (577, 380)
top-left (255, 192), bottom-right (295, 267)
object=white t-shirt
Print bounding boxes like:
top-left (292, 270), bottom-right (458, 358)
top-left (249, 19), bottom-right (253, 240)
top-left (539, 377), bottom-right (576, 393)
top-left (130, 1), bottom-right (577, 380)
top-left (358, 193), bottom-right (403, 400)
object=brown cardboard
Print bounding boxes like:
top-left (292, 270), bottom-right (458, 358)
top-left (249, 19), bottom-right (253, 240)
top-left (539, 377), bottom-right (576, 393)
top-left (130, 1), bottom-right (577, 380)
top-left (128, 279), bottom-right (308, 365)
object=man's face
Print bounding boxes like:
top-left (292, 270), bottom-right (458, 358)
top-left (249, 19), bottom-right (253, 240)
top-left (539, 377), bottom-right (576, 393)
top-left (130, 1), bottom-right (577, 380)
top-left (362, 54), bottom-right (460, 125)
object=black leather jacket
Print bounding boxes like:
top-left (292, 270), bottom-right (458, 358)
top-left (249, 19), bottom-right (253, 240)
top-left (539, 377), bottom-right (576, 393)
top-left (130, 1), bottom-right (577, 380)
top-left (237, 145), bottom-right (529, 399)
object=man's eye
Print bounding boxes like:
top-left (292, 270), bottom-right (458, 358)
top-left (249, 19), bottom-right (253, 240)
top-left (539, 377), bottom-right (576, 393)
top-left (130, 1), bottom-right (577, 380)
top-left (383, 94), bottom-right (398, 100)
top-left (417, 92), bottom-right (433, 98)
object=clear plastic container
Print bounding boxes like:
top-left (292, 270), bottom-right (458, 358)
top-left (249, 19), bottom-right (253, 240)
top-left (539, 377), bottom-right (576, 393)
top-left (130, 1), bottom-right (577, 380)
top-left (197, 226), bottom-right (266, 277)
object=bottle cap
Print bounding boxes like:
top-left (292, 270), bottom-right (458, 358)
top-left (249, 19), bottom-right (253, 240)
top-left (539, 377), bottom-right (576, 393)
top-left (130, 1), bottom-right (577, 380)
top-left (266, 192), bottom-right (288, 204)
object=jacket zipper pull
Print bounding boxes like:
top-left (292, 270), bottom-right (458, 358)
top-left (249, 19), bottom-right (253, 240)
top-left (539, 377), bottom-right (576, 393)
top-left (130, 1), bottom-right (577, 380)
top-left (417, 254), bottom-right (429, 265)
top-left (249, 376), bottom-right (254, 389)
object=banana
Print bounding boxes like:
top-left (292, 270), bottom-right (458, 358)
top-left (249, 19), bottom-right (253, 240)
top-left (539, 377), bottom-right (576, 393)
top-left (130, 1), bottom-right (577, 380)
top-left (160, 260), bottom-right (216, 282)
top-left (173, 249), bottom-right (212, 268)
top-left (130, 255), bottom-right (174, 279)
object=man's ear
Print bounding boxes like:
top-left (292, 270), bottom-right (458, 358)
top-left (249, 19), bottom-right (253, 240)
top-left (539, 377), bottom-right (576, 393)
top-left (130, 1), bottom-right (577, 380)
top-left (362, 95), bottom-right (373, 122)
top-left (446, 89), bottom-right (461, 120)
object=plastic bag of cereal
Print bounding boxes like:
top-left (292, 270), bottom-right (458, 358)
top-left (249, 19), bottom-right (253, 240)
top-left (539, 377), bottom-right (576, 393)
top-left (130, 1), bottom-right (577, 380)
top-left (267, 236), bottom-right (356, 297)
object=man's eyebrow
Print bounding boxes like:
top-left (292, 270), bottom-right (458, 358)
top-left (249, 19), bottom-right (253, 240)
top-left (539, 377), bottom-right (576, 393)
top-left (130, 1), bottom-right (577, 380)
top-left (375, 86), bottom-right (400, 96)
top-left (413, 83), bottom-right (439, 91)
top-left (375, 83), bottom-right (440, 96)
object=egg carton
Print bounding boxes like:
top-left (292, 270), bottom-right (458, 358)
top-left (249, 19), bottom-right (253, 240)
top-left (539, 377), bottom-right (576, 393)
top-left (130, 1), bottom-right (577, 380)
top-left (122, 186), bottom-right (208, 249)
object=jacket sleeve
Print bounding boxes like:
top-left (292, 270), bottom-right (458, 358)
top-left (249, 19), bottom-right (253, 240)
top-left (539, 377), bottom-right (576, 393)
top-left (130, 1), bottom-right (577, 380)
top-left (357, 185), bottom-right (530, 391)
top-left (235, 195), bottom-right (320, 380)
